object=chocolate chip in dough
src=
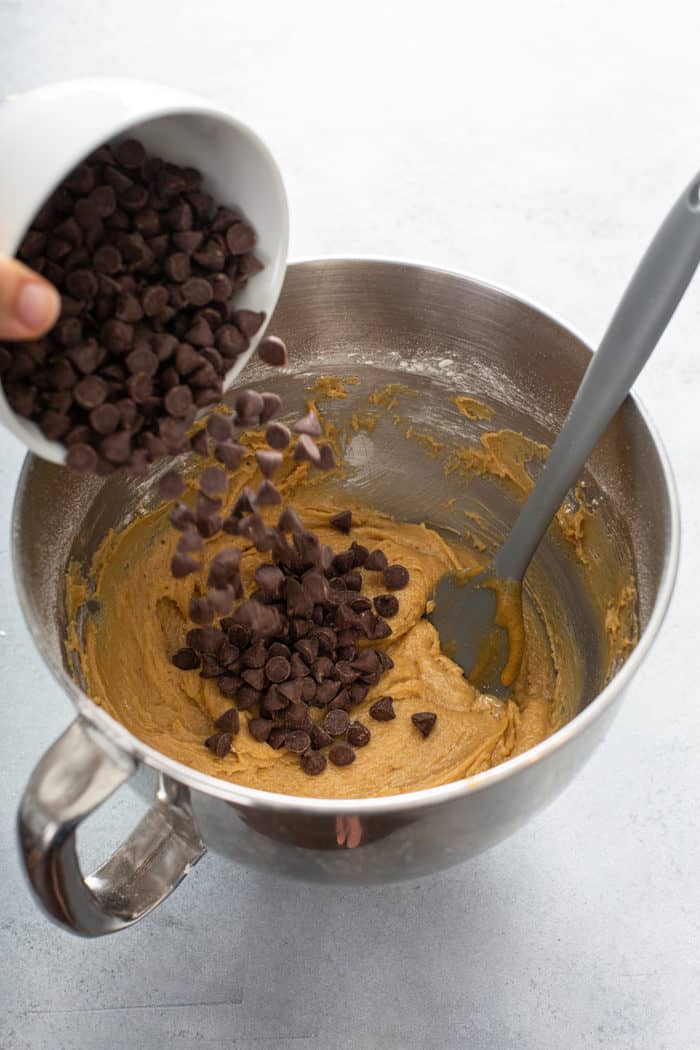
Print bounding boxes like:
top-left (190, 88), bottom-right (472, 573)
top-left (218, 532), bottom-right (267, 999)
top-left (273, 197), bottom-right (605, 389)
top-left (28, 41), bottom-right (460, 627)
top-left (411, 712), bottom-right (437, 738)
top-left (204, 731), bottom-right (233, 757)
top-left (369, 696), bottom-right (395, 721)
top-left (328, 742), bottom-right (355, 766)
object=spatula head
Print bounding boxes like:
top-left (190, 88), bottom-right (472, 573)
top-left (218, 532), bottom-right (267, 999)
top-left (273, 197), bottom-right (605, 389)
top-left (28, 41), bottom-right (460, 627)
top-left (427, 568), bottom-right (525, 700)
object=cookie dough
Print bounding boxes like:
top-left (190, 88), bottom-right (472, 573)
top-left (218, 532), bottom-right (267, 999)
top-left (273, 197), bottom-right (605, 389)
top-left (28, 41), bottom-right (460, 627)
top-left (69, 452), bottom-right (560, 799)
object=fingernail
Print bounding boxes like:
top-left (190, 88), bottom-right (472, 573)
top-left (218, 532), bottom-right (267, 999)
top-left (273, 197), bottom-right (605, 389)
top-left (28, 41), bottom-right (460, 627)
top-left (16, 282), bottom-right (59, 330)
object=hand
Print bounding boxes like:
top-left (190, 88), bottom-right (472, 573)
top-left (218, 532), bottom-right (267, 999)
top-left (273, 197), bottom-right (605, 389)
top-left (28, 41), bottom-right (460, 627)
top-left (0, 256), bottom-right (61, 342)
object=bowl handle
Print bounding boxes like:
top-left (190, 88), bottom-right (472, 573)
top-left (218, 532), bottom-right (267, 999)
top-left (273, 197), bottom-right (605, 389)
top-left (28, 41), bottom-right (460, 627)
top-left (16, 717), bottom-right (206, 937)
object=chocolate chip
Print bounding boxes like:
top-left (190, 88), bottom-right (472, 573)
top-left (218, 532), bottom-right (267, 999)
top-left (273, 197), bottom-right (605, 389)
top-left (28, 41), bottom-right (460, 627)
top-left (199, 465), bottom-right (227, 496)
top-left (234, 388), bottom-right (263, 423)
top-left (384, 564), bottom-right (409, 590)
top-left (207, 412), bottom-right (233, 442)
top-left (254, 564), bottom-right (284, 598)
top-left (218, 675), bottom-right (242, 698)
top-left (172, 647), bottom-right (200, 670)
top-left (267, 726), bottom-right (287, 750)
top-left (159, 469), bottom-right (185, 499)
top-left (374, 594), bottom-right (399, 617)
top-left (369, 696), bottom-right (395, 721)
top-left (286, 702), bottom-right (313, 731)
top-left (100, 429), bottom-right (132, 464)
top-left (261, 654), bottom-right (288, 683)
top-left (347, 721), bottom-right (371, 747)
top-left (293, 434), bottom-right (321, 464)
top-left (278, 678), bottom-right (303, 704)
top-left (323, 709), bottom-right (350, 736)
top-left (330, 510), bottom-right (352, 533)
top-left (256, 480), bottom-right (281, 506)
top-left (262, 422), bottom-right (289, 452)
top-left (301, 750), bottom-right (327, 775)
top-left (161, 384), bottom-right (192, 419)
top-left (257, 335), bottom-right (288, 367)
top-left (248, 717), bottom-right (272, 742)
top-left (207, 548), bottom-right (241, 589)
top-left (411, 712), bottom-right (437, 738)
top-left (309, 725), bottom-right (331, 751)
top-left (294, 410), bottom-right (323, 440)
top-left (204, 731), bottom-right (232, 758)
top-left (216, 323), bottom-right (247, 356)
top-left (171, 552), bottom-right (201, 578)
top-left (113, 138), bottom-right (146, 170)
top-left (344, 571), bottom-right (362, 592)
top-left (215, 441), bottom-right (245, 470)
top-left (225, 222), bottom-right (256, 254)
top-left (372, 618), bottom-right (392, 640)
top-left (178, 527), bottom-right (204, 554)
top-left (348, 680), bottom-right (369, 705)
top-left (285, 730), bottom-right (311, 754)
top-left (328, 741), bottom-right (355, 766)
top-left (256, 449), bottom-right (283, 478)
top-left (278, 506), bottom-right (304, 534)
top-left (65, 442), bottom-right (98, 472)
top-left (189, 595), bottom-right (214, 625)
top-left (170, 502), bottom-right (196, 530)
top-left (234, 309), bottom-right (265, 337)
top-left (215, 707), bottom-right (240, 734)
top-left (364, 549), bottom-right (388, 571)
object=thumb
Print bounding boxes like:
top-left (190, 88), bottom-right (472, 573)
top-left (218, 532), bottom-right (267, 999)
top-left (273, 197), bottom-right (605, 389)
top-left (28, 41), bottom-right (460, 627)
top-left (0, 256), bottom-right (61, 342)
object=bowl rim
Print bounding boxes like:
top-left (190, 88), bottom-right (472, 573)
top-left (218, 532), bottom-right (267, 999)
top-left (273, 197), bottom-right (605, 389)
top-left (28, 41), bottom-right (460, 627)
top-left (12, 256), bottom-right (681, 815)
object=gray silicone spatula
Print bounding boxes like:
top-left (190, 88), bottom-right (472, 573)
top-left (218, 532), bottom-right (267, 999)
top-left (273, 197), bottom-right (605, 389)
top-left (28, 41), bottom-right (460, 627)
top-left (429, 171), bottom-right (700, 698)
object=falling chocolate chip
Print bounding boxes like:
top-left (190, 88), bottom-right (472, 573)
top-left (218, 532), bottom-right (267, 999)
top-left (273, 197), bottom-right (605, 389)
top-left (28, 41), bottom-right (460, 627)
top-left (172, 552), bottom-right (201, 578)
top-left (159, 469), bottom-right (185, 499)
top-left (293, 410), bottom-right (322, 438)
top-left (265, 422), bottom-right (291, 450)
top-left (207, 412), bottom-right (233, 442)
top-left (200, 465), bottom-right (227, 496)
top-left (318, 444), bottom-right (336, 470)
top-left (256, 480), bottom-right (281, 506)
top-left (204, 731), bottom-right (233, 758)
top-left (330, 510), bottom-right (352, 533)
top-left (411, 712), bottom-right (437, 738)
top-left (256, 449), bottom-right (283, 478)
top-left (257, 335), bottom-right (288, 367)
top-left (293, 434), bottom-right (321, 464)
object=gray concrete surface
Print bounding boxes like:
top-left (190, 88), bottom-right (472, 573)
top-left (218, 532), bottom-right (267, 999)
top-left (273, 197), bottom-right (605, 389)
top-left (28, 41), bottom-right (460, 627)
top-left (1, 2), bottom-right (699, 1047)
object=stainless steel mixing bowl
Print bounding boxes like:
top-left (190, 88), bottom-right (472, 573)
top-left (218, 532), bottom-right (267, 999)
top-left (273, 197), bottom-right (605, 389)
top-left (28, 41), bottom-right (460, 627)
top-left (13, 259), bottom-right (679, 936)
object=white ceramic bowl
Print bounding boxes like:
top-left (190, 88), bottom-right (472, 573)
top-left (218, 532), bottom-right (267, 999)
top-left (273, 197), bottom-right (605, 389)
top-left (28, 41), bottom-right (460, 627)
top-left (0, 77), bottom-right (289, 463)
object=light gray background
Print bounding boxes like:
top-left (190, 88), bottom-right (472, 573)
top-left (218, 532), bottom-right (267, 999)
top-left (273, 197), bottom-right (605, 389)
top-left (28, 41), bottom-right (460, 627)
top-left (1, 2), bottom-right (699, 1048)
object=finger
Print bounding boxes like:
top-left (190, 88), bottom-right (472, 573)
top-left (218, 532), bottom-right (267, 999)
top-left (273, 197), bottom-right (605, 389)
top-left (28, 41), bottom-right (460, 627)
top-left (0, 256), bottom-right (61, 341)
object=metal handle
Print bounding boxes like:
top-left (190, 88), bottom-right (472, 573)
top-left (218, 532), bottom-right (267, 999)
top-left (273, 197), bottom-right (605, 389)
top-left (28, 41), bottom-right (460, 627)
top-left (17, 718), bottom-right (206, 937)
top-left (497, 170), bottom-right (700, 581)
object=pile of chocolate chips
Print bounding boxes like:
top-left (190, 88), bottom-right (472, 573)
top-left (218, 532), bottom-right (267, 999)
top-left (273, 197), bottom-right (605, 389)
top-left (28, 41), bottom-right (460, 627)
top-left (0, 138), bottom-right (280, 476)
top-left (171, 507), bottom-right (436, 775)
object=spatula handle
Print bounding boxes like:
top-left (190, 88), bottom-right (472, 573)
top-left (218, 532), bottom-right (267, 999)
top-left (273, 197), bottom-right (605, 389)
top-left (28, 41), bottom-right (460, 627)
top-left (497, 171), bottom-right (700, 581)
